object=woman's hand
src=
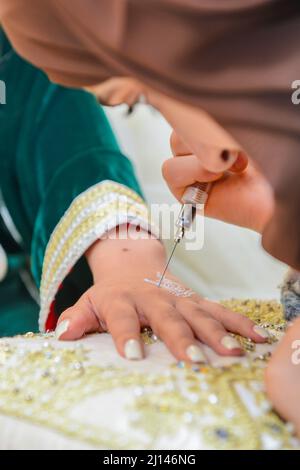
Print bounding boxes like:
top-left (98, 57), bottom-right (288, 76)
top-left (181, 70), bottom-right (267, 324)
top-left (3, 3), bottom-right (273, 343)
top-left (55, 227), bottom-right (270, 362)
top-left (162, 132), bottom-right (274, 234)
top-left (265, 317), bottom-right (300, 438)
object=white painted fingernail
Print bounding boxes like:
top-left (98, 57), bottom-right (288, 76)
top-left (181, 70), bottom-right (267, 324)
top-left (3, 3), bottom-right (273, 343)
top-left (55, 320), bottom-right (70, 340)
top-left (186, 345), bottom-right (207, 363)
top-left (253, 325), bottom-right (270, 339)
top-left (221, 335), bottom-right (241, 350)
top-left (124, 339), bottom-right (143, 360)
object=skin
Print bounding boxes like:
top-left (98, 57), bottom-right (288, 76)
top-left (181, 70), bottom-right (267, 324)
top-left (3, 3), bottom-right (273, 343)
top-left (87, 77), bottom-right (275, 234)
top-left (56, 225), bottom-right (268, 362)
top-left (163, 131), bottom-right (274, 234)
top-left (265, 318), bottom-right (300, 438)
top-left (87, 78), bottom-right (299, 432)
top-left (87, 78), bottom-right (241, 173)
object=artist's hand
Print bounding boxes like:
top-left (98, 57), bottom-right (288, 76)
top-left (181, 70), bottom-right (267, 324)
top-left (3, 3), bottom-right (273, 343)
top-left (55, 227), bottom-right (270, 362)
top-left (88, 78), bottom-right (272, 232)
top-left (162, 132), bottom-right (274, 234)
top-left (265, 317), bottom-right (300, 438)
top-left (88, 78), bottom-right (272, 233)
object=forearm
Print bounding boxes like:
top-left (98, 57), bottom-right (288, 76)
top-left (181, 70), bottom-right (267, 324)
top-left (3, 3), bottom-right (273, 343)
top-left (86, 225), bottom-right (166, 282)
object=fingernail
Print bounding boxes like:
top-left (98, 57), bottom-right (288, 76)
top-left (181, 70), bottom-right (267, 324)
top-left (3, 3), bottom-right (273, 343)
top-left (220, 149), bottom-right (238, 162)
top-left (186, 344), bottom-right (207, 363)
top-left (55, 320), bottom-right (70, 339)
top-left (253, 325), bottom-right (270, 339)
top-left (221, 335), bottom-right (241, 350)
top-left (124, 339), bottom-right (143, 360)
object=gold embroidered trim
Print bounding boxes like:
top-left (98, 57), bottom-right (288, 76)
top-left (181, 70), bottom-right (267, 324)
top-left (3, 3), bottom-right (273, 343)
top-left (42, 181), bottom-right (145, 272)
top-left (43, 201), bottom-right (147, 291)
top-left (0, 301), bottom-right (298, 450)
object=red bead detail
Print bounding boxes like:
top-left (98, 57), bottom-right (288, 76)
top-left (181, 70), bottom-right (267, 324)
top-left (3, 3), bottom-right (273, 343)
top-left (45, 300), bottom-right (58, 331)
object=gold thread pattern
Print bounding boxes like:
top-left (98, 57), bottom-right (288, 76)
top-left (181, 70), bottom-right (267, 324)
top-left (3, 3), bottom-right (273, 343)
top-left (0, 301), bottom-right (298, 449)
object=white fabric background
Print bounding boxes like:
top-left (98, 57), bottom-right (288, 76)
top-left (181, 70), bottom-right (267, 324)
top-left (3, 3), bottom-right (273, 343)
top-left (105, 105), bottom-right (287, 301)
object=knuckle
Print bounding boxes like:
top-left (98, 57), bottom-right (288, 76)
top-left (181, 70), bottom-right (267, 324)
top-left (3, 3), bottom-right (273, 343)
top-left (151, 311), bottom-right (181, 336)
top-left (202, 317), bottom-right (223, 333)
top-left (170, 131), bottom-right (182, 154)
top-left (176, 298), bottom-right (192, 309)
top-left (189, 307), bottom-right (212, 321)
top-left (244, 318), bottom-right (255, 329)
top-left (60, 306), bottom-right (76, 318)
top-left (161, 308), bottom-right (181, 324)
top-left (161, 159), bottom-right (173, 181)
top-left (212, 306), bottom-right (245, 324)
top-left (104, 291), bottom-right (132, 310)
top-left (236, 314), bottom-right (254, 328)
top-left (106, 304), bottom-right (132, 323)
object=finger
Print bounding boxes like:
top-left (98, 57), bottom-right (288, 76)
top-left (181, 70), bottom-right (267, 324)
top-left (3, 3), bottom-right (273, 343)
top-left (177, 301), bottom-right (244, 356)
top-left (169, 131), bottom-right (240, 173)
top-left (195, 299), bottom-right (271, 343)
top-left (230, 152), bottom-right (248, 173)
top-left (105, 301), bottom-right (144, 361)
top-left (162, 155), bottom-right (221, 200)
top-left (170, 130), bottom-right (248, 178)
top-left (170, 131), bottom-right (191, 156)
top-left (86, 78), bottom-right (121, 105)
top-left (145, 302), bottom-right (207, 363)
top-left (55, 294), bottom-right (102, 341)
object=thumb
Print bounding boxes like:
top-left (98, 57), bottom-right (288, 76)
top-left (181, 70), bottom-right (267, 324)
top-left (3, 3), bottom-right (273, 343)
top-left (162, 154), bottom-right (222, 201)
top-left (55, 292), bottom-right (103, 340)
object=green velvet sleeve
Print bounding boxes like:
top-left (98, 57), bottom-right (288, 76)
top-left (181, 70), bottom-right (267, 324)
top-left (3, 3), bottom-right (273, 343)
top-left (20, 86), bottom-right (144, 278)
top-left (1, 34), bottom-right (148, 329)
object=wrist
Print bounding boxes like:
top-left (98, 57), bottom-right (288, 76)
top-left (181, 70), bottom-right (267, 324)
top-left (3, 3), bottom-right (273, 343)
top-left (86, 225), bottom-right (165, 282)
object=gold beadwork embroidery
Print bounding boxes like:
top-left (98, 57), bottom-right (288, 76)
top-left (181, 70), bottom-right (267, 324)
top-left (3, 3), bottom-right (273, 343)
top-left (0, 301), bottom-right (298, 449)
top-left (134, 362), bottom-right (294, 450)
top-left (221, 299), bottom-right (285, 328)
top-left (43, 181), bottom-right (145, 271)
